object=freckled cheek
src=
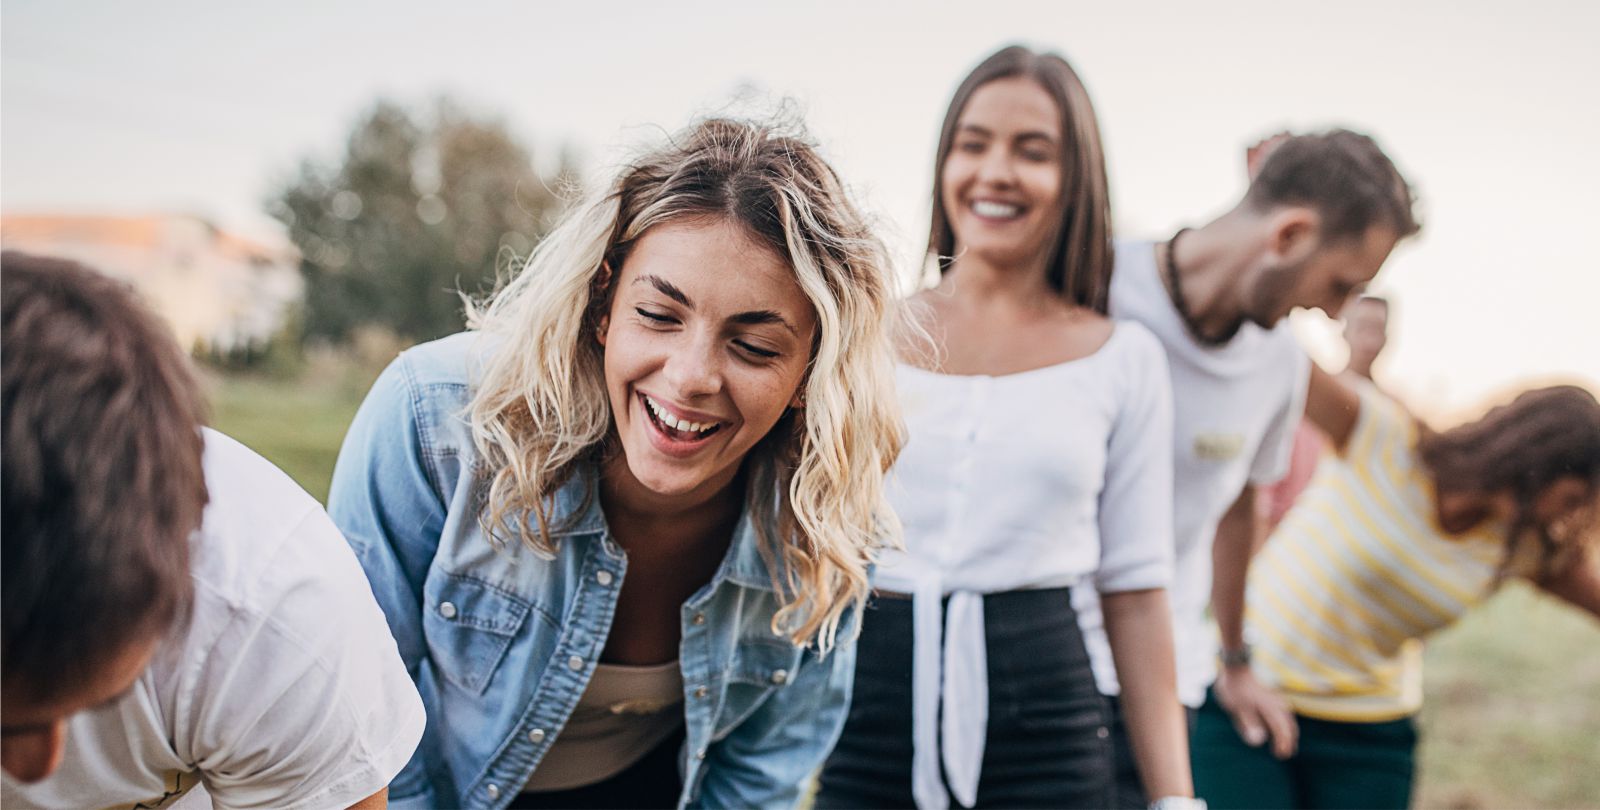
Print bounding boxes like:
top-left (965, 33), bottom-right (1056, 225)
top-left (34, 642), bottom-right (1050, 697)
top-left (731, 373), bottom-right (802, 427)
top-left (605, 330), bottom-right (669, 375)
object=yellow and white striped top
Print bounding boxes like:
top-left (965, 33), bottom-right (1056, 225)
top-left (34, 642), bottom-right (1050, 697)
top-left (1246, 385), bottom-right (1505, 722)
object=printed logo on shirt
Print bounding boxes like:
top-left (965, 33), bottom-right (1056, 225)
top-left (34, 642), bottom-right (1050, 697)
top-left (1192, 432), bottom-right (1245, 462)
top-left (123, 769), bottom-right (195, 810)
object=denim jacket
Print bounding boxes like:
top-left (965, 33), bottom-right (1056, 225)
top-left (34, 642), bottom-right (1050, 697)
top-left (328, 333), bottom-right (859, 810)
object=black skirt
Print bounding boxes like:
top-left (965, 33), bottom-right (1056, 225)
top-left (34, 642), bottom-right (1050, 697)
top-left (817, 587), bottom-right (1114, 809)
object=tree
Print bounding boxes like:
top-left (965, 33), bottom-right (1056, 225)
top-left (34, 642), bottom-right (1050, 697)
top-left (269, 98), bottom-right (577, 345)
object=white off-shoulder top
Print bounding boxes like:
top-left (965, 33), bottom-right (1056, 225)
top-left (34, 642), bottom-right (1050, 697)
top-left (874, 320), bottom-right (1177, 810)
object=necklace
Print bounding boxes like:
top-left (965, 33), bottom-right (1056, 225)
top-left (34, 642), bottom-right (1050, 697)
top-left (1164, 228), bottom-right (1238, 347)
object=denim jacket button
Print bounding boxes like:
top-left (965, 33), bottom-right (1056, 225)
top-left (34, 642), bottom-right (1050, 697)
top-left (770, 669), bottom-right (789, 686)
top-left (437, 601), bottom-right (458, 620)
top-left (691, 612), bottom-right (706, 626)
top-left (595, 570), bottom-right (614, 586)
top-left (485, 783), bottom-right (500, 800)
top-left (528, 728), bottom-right (546, 744)
top-left (695, 747), bottom-right (707, 760)
top-left (693, 686), bottom-right (709, 699)
top-left (567, 655), bottom-right (584, 671)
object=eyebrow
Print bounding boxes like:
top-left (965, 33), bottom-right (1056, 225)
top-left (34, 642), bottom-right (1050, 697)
top-left (639, 274), bottom-right (691, 307)
top-left (731, 310), bottom-right (799, 335)
top-left (634, 274), bottom-right (800, 336)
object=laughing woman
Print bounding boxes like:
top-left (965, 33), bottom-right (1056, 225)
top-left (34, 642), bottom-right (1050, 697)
top-left (328, 118), bottom-right (902, 810)
top-left (816, 46), bottom-right (1196, 810)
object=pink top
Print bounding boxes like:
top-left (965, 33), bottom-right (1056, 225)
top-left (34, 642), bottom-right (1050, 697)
top-left (1260, 420), bottom-right (1326, 530)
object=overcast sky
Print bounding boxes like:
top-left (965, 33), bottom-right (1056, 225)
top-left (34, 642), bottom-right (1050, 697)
top-left (4, 0), bottom-right (1596, 416)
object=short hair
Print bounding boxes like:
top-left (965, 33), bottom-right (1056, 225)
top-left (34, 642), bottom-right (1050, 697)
top-left (2, 252), bottom-right (206, 704)
top-left (929, 44), bottom-right (1114, 312)
top-left (1246, 129), bottom-right (1421, 242)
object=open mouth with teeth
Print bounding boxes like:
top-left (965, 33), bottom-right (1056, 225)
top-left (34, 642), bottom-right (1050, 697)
top-left (970, 199), bottom-right (1025, 221)
top-left (640, 392), bottom-right (723, 443)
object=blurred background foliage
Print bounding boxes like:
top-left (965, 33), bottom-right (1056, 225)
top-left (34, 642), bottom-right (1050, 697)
top-left (267, 97), bottom-right (578, 348)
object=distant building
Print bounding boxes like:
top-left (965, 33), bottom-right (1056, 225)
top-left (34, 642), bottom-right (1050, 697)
top-left (1, 214), bottom-right (302, 354)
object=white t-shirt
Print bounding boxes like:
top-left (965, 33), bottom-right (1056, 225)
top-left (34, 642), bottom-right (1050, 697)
top-left (2, 430), bottom-right (425, 810)
top-left (1075, 240), bottom-right (1310, 708)
top-left (875, 320), bottom-right (1175, 810)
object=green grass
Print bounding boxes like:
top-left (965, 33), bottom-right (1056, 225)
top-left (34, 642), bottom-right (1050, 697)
top-left (204, 364), bottom-right (377, 504)
top-left (1415, 583), bottom-right (1600, 809)
top-left (207, 368), bottom-right (1600, 807)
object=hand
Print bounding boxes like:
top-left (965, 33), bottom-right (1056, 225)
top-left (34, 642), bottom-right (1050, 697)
top-left (1212, 665), bottom-right (1298, 759)
top-left (1149, 797), bottom-right (1208, 810)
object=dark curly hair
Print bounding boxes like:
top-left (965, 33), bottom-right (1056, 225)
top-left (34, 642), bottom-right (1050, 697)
top-left (1417, 384), bottom-right (1600, 582)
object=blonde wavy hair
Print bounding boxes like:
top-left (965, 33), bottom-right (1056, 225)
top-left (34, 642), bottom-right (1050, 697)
top-left (465, 117), bottom-right (903, 651)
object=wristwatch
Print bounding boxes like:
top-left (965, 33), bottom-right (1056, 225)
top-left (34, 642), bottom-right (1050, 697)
top-left (1219, 643), bottom-right (1252, 668)
top-left (1149, 797), bottom-right (1208, 810)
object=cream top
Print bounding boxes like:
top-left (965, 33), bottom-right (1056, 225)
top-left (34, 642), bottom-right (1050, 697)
top-left (521, 660), bottom-right (685, 793)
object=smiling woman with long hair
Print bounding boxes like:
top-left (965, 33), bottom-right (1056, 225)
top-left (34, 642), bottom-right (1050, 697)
top-left (815, 45), bottom-right (1196, 810)
top-left (328, 116), bottom-right (902, 810)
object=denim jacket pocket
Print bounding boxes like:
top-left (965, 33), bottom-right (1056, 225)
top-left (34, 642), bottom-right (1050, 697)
top-left (423, 572), bottom-right (532, 695)
top-left (713, 639), bottom-right (806, 740)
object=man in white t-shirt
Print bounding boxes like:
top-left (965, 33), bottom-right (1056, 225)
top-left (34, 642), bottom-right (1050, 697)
top-left (1, 253), bottom-right (425, 809)
top-left (1071, 130), bottom-right (1422, 808)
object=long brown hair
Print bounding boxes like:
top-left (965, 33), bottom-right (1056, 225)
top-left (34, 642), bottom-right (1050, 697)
top-left (1417, 384), bottom-right (1600, 582)
top-left (928, 44), bottom-right (1114, 312)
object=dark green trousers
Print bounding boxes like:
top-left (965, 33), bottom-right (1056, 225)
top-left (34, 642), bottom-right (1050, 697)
top-left (1192, 688), bottom-right (1417, 810)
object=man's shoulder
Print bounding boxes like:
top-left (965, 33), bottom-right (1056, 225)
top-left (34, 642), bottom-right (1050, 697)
top-left (199, 429), bottom-right (321, 527)
top-left (1108, 240), bottom-right (1175, 332)
top-left (193, 430), bottom-right (360, 611)
top-left (1110, 239), bottom-right (1158, 294)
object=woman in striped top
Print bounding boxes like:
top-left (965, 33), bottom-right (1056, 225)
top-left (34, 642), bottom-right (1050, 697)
top-left (1195, 368), bottom-right (1600, 809)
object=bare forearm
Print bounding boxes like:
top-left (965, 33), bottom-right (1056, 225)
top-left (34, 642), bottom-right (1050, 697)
top-left (347, 787), bottom-right (388, 810)
top-left (1211, 487), bottom-right (1259, 652)
top-left (1103, 588), bottom-right (1192, 800)
top-left (1306, 363), bottom-right (1359, 453)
